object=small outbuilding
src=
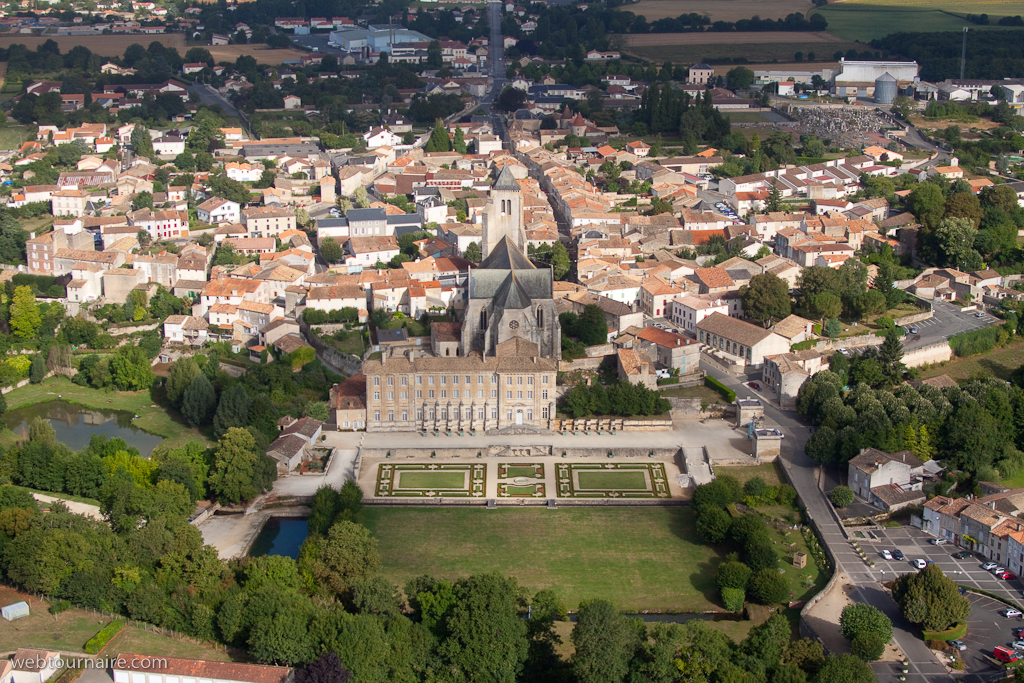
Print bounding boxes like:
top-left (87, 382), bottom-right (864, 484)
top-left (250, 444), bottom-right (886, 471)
top-left (2, 601), bottom-right (29, 621)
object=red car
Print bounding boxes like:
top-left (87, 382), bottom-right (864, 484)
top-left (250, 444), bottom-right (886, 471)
top-left (1000, 571), bottom-right (1017, 580)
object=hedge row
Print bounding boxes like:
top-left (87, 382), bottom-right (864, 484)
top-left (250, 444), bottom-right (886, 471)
top-left (705, 376), bottom-right (736, 403)
top-left (84, 619), bottom-right (124, 654)
top-left (958, 584), bottom-right (1024, 611)
top-left (921, 621), bottom-right (967, 641)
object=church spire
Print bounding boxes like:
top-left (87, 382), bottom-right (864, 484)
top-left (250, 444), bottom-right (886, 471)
top-left (494, 165), bottom-right (520, 192)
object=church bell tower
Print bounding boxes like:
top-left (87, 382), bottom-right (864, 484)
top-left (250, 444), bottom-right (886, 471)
top-left (481, 166), bottom-right (525, 260)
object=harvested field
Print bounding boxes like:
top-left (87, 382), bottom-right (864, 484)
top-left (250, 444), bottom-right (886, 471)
top-left (816, 5), bottom-right (1021, 42)
top-left (623, 31), bottom-right (838, 46)
top-left (625, 39), bottom-right (862, 65)
top-left (0, 33), bottom-right (184, 57)
top-left (628, 0), bottom-right (815, 22)
top-left (207, 44), bottom-right (309, 64)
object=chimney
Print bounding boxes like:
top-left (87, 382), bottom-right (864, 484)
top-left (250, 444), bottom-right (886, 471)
top-left (991, 502), bottom-right (997, 510)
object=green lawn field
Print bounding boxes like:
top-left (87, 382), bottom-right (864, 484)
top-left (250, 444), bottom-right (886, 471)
top-left (577, 471), bottom-right (650, 490)
top-left (505, 485), bottom-right (539, 496)
top-left (503, 466), bottom-right (540, 479)
top-left (362, 507), bottom-right (726, 611)
top-left (816, 4), bottom-right (1023, 42)
top-left (396, 471), bottom-right (467, 489)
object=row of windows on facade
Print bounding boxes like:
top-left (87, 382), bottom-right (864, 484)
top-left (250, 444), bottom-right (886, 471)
top-left (698, 330), bottom-right (753, 361)
top-left (373, 389), bottom-right (549, 401)
top-left (373, 407), bottom-right (548, 421)
top-left (372, 375), bottom-right (549, 387)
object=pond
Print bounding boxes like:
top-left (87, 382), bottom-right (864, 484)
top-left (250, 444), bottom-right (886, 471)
top-left (4, 400), bottom-right (165, 456)
top-left (248, 518), bottom-right (309, 559)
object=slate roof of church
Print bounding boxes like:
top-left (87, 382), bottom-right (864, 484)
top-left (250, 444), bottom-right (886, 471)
top-left (493, 165), bottom-right (520, 191)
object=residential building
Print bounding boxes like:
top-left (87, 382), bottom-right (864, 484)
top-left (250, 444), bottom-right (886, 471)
top-left (112, 654), bottom-right (293, 683)
top-left (847, 447), bottom-right (926, 511)
top-left (243, 206), bottom-right (297, 238)
top-left (695, 312), bottom-right (790, 367)
top-left (197, 197), bottom-right (241, 225)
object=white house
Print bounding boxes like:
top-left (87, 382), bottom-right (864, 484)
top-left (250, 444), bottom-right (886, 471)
top-left (306, 284), bottom-right (367, 311)
top-left (847, 447), bottom-right (926, 511)
top-left (11, 650), bottom-right (60, 683)
top-left (225, 161), bottom-right (264, 182)
top-left (669, 295), bottom-right (729, 334)
top-left (197, 197), bottom-right (241, 225)
top-left (153, 135), bottom-right (186, 156)
top-left (113, 654), bottom-right (294, 683)
top-left (363, 127), bottom-right (402, 149)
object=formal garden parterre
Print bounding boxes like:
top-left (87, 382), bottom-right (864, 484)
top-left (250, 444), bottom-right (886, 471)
top-left (559, 462), bottom-right (670, 498)
top-left (375, 462), bottom-right (487, 497)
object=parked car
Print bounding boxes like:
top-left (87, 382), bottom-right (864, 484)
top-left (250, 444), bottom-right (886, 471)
top-left (1014, 627), bottom-right (1024, 638)
top-left (929, 538), bottom-right (949, 545)
top-left (893, 550), bottom-right (904, 561)
top-left (1013, 641), bottom-right (1024, 651)
top-left (881, 549), bottom-right (893, 560)
top-left (656, 369), bottom-right (672, 379)
top-left (908, 326), bottom-right (918, 334)
top-left (995, 645), bottom-right (1021, 662)
top-left (992, 566), bottom-right (1008, 575)
top-left (1002, 609), bottom-right (1023, 619)
top-left (953, 551), bottom-right (973, 559)
top-left (748, 382), bottom-right (761, 390)
top-left (976, 311), bottom-right (985, 318)
top-left (1001, 571), bottom-right (1018, 580)
top-left (912, 559), bottom-right (927, 569)
top-left (984, 562), bottom-right (1000, 570)
top-left (951, 640), bottom-right (967, 651)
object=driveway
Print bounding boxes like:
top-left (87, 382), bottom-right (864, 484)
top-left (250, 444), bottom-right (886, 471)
top-left (903, 301), bottom-right (998, 351)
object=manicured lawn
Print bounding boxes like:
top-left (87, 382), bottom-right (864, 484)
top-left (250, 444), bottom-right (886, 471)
top-left (2, 376), bottom-right (209, 454)
top-left (396, 471), bottom-right (467, 489)
top-left (660, 385), bottom-right (723, 403)
top-left (361, 507), bottom-right (727, 611)
top-left (918, 339), bottom-right (1024, 382)
top-left (503, 466), bottom-right (541, 479)
top-left (505, 485), bottom-right (539, 496)
top-left (724, 463), bottom-right (782, 487)
top-left (577, 471), bottom-right (649, 490)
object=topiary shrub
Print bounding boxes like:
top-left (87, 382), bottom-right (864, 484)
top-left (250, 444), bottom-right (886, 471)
top-left (722, 587), bottom-right (745, 612)
top-left (829, 485), bottom-right (855, 508)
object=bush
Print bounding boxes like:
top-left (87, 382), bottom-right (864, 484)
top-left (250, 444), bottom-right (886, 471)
top-left (48, 599), bottom-right (71, 615)
top-left (704, 376), bottom-right (736, 403)
top-left (948, 326), bottom-right (1002, 357)
top-left (722, 586), bottom-right (745, 612)
top-left (749, 568), bottom-right (789, 604)
top-left (717, 560), bottom-right (753, 590)
top-left (829, 485), bottom-right (855, 508)
top-left (84, 619), bottom-right (124, 654)
top-left (744, 477), bottom-right (767, 498)
top-left (851, 634), bottom-right (885, 661)
top-left (840, 603), bottom-right (893, 645)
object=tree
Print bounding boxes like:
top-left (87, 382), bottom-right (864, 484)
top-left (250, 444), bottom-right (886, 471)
top-left (907, 182), bottom-right (946, 229)
top-left (9, 286), bottom-right (39, 339)
top-left (296, 652), bottom-right (351, 683)
top-left (824, 318), bottom-right (841, 338)
top-left (891, 564), bottom-right (971, 632)
top-left (132, 191), bottom-right (153, 211)
top-left (840, 604), bottom-right (892, 653)
top-left (29, 353), bottom-right (45, 384)
top-left (813, 655), bottom-right (876, 683)
top-left (696, 505), bottom-right (732, 543)
top-left (320, 237), bottom-right (344, 263)
top-left (213, 384), bottom-right (251, 438)
top-left (878, 328), bottom-right (905, 383)
top-left (312, 520), bottom-right (382, 595)
top-left (453, 127), bottom-right (467, 154)
top-left (130, 126), bottom-right (155, 159)
top-left (437, 574), bottom-right (530, 682)
top-left (182, 373), bottom-right (216, 427)
top-left (717, 560), bottom-right (752, 591)
top-left (464, 242), bottom-right (481, 262)
top-left (109, 345), bottom-right (154, 390)
top-left (166, 357), bottom-right (201, 407)
top-left (828, 485), bottom-right (854, 508)
top-left (496, 86), bottom-right (528, 113)
top-left (748, 568), bottom-right (789, 605)
top-left (726, 66), bottom-right (755, 91)
top-left (424, 119), bottom-right (452, 153)
top-left (934, 217), bottom-right (979, 269)
top-left (572, 599), bottom-right (639, 683)
top-left (944, 191), bottom-right (983, 229)
top-left (808, 292), bottom-right (842, 322)
top-left (426, 40), bottom-right (443, 68)
top-left (741, 273), bottom-right (791, 326)
top-left (209, 427), bottom-right (270, 504)
top-left (550, 241), bottom-right (571, 279)
top-left (766, 181), bottom-right (783, 212)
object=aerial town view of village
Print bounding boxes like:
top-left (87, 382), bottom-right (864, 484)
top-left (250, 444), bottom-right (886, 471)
top-left (4, 0), bottom-right (1024, 682)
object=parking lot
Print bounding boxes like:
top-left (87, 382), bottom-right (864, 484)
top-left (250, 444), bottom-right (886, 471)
top-left (903, 301), bottom-right (1000, 351)
top-left (857, 525), bottom-right (1024, 681)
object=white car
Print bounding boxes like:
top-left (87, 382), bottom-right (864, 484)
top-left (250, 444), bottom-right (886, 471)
top-left (983, 562), bottom-right (999, 571)
top-left (950, 640), bottom-right (967, 651)
top-left (881, 550), bottom-right (893, 560)
top-left (1005, 609), bottom-right (1024, 618)
top-left (993, 566), bottom-right (1008, 575)
top-left (929, 538), bottom-right (948, 545)
top-left (912, 559), bottom-right (927, 569)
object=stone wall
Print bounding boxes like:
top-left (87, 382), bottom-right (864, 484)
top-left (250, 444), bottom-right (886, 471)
top-left (109, 321), bottom-right (161, 336)
top-left (812, 333), bottom-right (883, 354)
top-left (667, 397), bottom-right (735, 420)
top-left (360, 445), bottom-right (681, 459)
top-left (903, 340), bottom-right (952, 368)
top-left (893, 310), bottom-right (933, 327)
top-left (558, 356), bottom-right (606, 372)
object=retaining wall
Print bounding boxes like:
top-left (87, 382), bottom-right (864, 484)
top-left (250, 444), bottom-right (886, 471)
top-left (903, 340), bottom-right (952, 368)
top-left (893, 310), bottom-right (933, 327)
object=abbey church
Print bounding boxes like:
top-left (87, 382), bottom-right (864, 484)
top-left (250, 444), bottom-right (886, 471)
top-left (362, 166), bottom-right (562, 433)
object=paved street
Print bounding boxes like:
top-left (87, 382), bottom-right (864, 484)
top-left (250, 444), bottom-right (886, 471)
top-left (903, 301), bottom-right (999, 351)
top-left (187, 84), bottom-right (241, 120)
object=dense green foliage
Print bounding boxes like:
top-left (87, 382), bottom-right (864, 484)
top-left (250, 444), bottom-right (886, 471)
top-left (561, 380), bottom-right (671, 419)
top-left (892, 564), bottom-right (971, 632)
top-left (839, 604), bottom-right (892, 661)
top-left (828, 486), bottom-right (854, 508)
top-left (85, 619), bottom-right (125, 654)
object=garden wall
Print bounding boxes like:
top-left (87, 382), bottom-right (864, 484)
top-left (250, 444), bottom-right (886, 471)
top-left (812, 334), bottom-right (883, 354)
top-left (893, 310), bottom-right (933, 327)
top-left (359, 445), bottom-right (682, 460)
top-left (108, 322), bottom-right (160, 336)
top-left (903, 340), bottom-right (952, 368)
top-left (667, 397), bottom-right (735, 420)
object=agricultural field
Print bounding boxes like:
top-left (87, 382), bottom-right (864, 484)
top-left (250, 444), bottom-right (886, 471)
top-left (624, 38), bottom-right (863, 65)
top-left (206, 44), bottom-right (309, 64)
top-left (624, 31), bottom-right (837, 46)
top-left (814, 3), bottom-right (1024, 42)
top-left (627, 0), bottom-right (816, 22)
top-left (0, 33), bottom-right (184, 57)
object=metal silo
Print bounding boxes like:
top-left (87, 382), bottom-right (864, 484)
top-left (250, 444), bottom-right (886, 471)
top-left (875, 72), bottom-right (897, 104)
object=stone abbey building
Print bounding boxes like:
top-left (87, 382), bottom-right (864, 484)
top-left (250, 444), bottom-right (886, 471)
top-left (363, 167), bottom-right (561, 433)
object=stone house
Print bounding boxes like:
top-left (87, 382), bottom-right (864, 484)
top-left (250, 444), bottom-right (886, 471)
top-left (847, 447), bottom-right (926, 511)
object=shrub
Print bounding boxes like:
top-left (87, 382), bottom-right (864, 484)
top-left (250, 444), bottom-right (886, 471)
top-left (829, 485), bottom-right (855, 508)
top-left (48, 600), bottom-right (71, 615)
top-left (851, 634), bottom-right (885, 661)
top-left (840, 603), bottom-right (893, 645)
top-left (948, 326), bottom-right (1002, 357)
top-left (776, 483), bottom-right (797, 506)
top-left (749, 568), bottom-right (789, 605)
top-left (722, 586), bottom-right (745, 612)
top-left (717, 560), bottom-right (753, 590)
top-left (696, 505), bottom-right (732, 543)
top-left (705, 376), bottom-right (736, 403)
top-left (743, 476), bottom-right (767, 498)
top-left (84, 619), bottom-right (124, 654)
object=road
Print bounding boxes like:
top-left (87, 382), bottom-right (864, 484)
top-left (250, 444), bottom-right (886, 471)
top-left (188, 83), bottom-right (242, 121)
top-left (903, 301), bottom-right (999, 351)
top-left (701, 359), bottom-right (955, 683)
